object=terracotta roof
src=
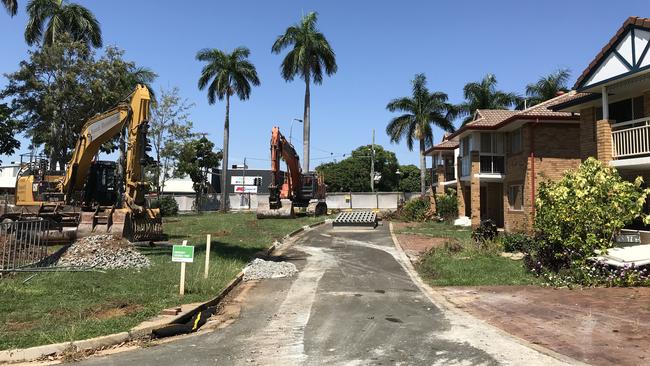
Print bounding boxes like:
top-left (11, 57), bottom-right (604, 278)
top-left (447, 92), bottom-right (581, 140)
top-left (425, 136), bottom-right (458, 155)
top-left (575, 16), bottom-right (650, 89)
top-left (549, 92), bottom-right (601, 111)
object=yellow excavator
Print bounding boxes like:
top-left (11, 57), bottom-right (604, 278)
top-left (2, 85), bottom-right (163, 242)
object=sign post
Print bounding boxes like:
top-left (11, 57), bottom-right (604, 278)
top-left (204, 234), bottom-right (211, 279)
top-left (172, 240), bottom-right (194, 296)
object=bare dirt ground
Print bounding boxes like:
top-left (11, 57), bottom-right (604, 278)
top-left (393, 222), bottom-right (449, 262)
top-left (396, 224), bottom-right (650, 366)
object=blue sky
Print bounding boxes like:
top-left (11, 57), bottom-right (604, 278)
top-left (1, 0), bottom-right (648, 169)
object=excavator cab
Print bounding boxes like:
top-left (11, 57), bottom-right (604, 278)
top-left (82, 161), bottom-right (118, 206)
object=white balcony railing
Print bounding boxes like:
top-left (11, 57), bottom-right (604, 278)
top-left (612, 118), bottom-right (650, 159)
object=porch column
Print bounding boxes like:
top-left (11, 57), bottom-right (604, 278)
top-left (470, 151), bottom-right (481, 228)
top-left (596, 86), bottom-right (614, 163)
top-left (436, 164), bottom-right (445, 195)
top-left (456, 156), bottom-right (466, 217)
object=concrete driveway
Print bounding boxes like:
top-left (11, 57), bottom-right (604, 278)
top-left (77, 224), bottom-right (575, 365)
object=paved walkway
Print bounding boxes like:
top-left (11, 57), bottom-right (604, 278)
top-left (78, 224), bottom-right (571, 365)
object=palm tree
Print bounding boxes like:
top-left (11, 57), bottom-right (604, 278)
top-left (459, 73), bottom-right (519, 125)
top-left (25, 0), bottom-right (102, 48)
top-left (525, 69), bottom-right (571, 107)
top-left (272, 11), bottom-right (337, 173)
top-left (196, 47), bottom-right (260, 212)
top-left (386, 74), bottom-right (456, 196)
top-left (3, 0), bottom-right (18, 16)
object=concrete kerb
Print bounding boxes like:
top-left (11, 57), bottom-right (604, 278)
top-left (387, 222), bottom-right (587, 366)
top-left (0, 219), bottom-right (331, 364)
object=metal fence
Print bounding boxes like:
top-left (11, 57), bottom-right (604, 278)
top-left (0, 219), bottom-right (49, 271)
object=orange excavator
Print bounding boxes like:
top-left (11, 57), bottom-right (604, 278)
top-left (256, 127), bottom-right (327, 219)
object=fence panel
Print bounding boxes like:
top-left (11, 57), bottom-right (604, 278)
top-left (0, 219), bottom-right (49, 271)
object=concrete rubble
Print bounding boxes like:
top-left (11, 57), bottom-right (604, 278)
top-left (57, 234), bottom-right (150, 269)
top-left (243, 258), bottom-right (297, 281)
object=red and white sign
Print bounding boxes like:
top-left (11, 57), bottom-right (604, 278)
top-left (234, 185), bottom-right (258, 193)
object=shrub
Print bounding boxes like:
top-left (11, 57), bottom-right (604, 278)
top-left (533, 158), bottom-right (650, 266)
top-left (471, 219), bottom-right (497, 246)
top-left (400, 197), bottom-right (430, 222)
top-left (156, 195), bottom-right (179, 217)
top-left (435, 189), bottom-right (458, 221)
top-left (502, 232), bottom-right (533, 253)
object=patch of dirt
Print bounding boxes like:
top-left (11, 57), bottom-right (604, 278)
top-left (396, 233), bottom-right (451, 262)
top-left (211, 230), bottom-right (231, 237)
top-left (3, 320), bottom-right (37, 332)
top-left (440, 286), bottom-right (650, 366)
top-left (91, 301), bottom-right (143, 320)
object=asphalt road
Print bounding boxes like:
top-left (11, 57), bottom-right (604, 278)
top-left (78, 223), bottom-right (573, 366)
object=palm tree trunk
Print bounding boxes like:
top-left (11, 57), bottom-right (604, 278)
top-left (220, 94), bottom-right (230, 212)
top-left (303, 75), bottom-right (310, 172)
top-left (419, 138), bottom-right (426, 196)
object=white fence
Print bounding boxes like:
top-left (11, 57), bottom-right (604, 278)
top-left (612, 118), bottom-right (650, 158)
top-left (166, 192), bottom-right (422, 213)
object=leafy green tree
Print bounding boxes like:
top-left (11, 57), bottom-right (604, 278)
top-left (459, 73), bottom-right (520, 125)
top-left (196, 46), bottom-right (260, 212)
top-left (534, 158), bottom-right (650, 269)
top-left (524, 68), bottom-right (570, 107)
top-left (25, 0), bottom-right (102, 48)
top-left (317, 145), bottom-right (399, 192)
top-left (1, 38), bottom-right (156, 168)
top-left (272, 11), bottom-right (337, 173)
top-left (3, 0), bottom-right (18, 16)
top-left (0, 104), bottom-right (21, 163)
top-left (149, 87), bottom-right (196, 194)
top-left (397, 165), bottom-right (424, 192)
top-left (386, 73), bottom-right (455, 196)
top-left (176, 136), bottom-right (222, 213)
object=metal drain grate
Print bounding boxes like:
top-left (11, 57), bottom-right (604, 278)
top-left (333, 211), bottom-right (377, 227)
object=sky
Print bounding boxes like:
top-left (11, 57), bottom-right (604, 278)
top-left (1, 0), bottom-right (649, 170)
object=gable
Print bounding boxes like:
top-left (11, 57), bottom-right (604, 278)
top-left (579, 24), bottom-right (650, 90)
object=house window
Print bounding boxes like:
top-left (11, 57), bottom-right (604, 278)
top-left (508, 184), bottom-right (523, 211)
top-left (510, 128), bottom-right (522, 153)
top-left (461, 136), bottom-right (470, 156)
top-left (597, 96), bottom-right (645, 123)
top-left (480, 133), bottom-right (504, 154)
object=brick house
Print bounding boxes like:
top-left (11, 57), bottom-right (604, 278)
top-left (552, 17), bottom-right (650, 188)
top-left (428, 93), bottom-right (582, 231)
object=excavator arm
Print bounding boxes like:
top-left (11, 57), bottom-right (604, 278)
top-left (269, 126), bottom-right (302, 203)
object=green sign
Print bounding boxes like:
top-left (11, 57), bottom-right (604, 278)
top-left (172, 245), bottom-right (194, 263)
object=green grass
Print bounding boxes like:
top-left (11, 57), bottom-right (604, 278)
top-left (0, 212), bottom-right (328, 350)
top-left (404, 222), bottom-right (542, 287)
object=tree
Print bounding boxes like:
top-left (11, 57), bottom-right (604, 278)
top-left (196, 46), bottom-right (260, 212)
top-left (396, 165), bottom-right (431, 193)
top-left (459, 73), bottom-right (520, 125)
top-left (149, 87), bottom-right (195, 194)
top-left (25, 0), bottom-right (102, 48)
top-left (316, 145), bottom-right (399, 192)
top-left (386, 73), bottom-right (456, 196)
top-left (272, 11), bottom-right (337, 173)
top-left (525, 69), bottom-right (571, 107)
top-left (2, 37), bottom-right (156, 169)
top-left (0, 104), bottom-right (21, 163)
top-left (3, 0), bottom-right (18, 16)
top-left (176, 136), bottom-right (222, 213)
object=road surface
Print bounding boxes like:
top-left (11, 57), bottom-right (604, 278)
top-left (78, 224), bottom-right (574, 365)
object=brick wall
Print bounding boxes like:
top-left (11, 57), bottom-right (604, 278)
top-left (580, 107), bottom-right (597, 160)
top-left (470, 151), bottom-right (481, 228)
top-left (503, 122), bottom-right (581, 232)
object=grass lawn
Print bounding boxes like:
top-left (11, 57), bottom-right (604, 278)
top-left (0, 212), bottom-right (327, 351)
top-left (398, 221), bottom-right (542, 287)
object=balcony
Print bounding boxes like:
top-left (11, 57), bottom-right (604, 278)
top-left (612, 118), bottom-right (650, 159)
top-left (460, 154), bottom-right (505, 177)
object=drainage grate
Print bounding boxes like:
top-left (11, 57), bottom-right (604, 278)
top-left (333, 211), bottom-right (377, 227)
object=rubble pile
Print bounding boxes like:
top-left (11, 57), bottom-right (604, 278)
top-left (57, 235), bottom-right (151, 269)
top-left (243, 258), bottom-right (298, 281)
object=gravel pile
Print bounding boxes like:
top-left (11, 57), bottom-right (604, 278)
top-left (57, 234), bottom-right (151, 269)
top-left (243, 258), bottom-right (298, 281)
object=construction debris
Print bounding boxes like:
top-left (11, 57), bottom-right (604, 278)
top-left (57, 235), bottom-right (150, 270)
top-left (243, 258), bottom-right (297, 281)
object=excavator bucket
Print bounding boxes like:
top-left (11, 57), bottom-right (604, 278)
top-left (77, 207), bottom-right (164, 242)
top-left (256, 199), bottom-right (294, 219)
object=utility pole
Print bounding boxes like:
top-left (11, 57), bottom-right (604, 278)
top-left (371, 129), bottom-right (375, 193)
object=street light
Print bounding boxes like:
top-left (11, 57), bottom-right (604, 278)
top-left (289, 118), bottom-right (303, 144)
